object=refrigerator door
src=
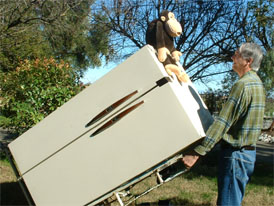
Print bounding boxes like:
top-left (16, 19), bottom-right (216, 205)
top-left (22, 81), bottom-right (211, 206)
top-left (8, 45), bottom-right (213, 206)
top-left (8, 45), bottom-right (167, 175)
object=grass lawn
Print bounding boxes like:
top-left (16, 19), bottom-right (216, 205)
top-left (130, 160), bottom-right (273, 206)
top-left (0, 150), bottom-right (273, 206)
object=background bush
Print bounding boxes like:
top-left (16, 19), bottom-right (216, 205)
top-left (0, 58), bottom-right (82, 134)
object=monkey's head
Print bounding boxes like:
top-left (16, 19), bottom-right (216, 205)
top-left (160, 10), bottom-right (182, 38)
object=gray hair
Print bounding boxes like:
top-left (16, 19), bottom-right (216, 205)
top-left (239, 42), bottom-right (263, 71)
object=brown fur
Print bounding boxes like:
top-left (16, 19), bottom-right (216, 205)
top-left (146, 10), bottom-right (189, 82)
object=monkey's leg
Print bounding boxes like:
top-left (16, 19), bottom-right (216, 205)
top-left (165, 64), bottom-right (189, 83)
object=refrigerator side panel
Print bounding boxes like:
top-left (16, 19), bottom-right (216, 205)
top-left (167, 77), bottom-right (214, 137)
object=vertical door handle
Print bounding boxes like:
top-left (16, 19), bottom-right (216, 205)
top-left (86, 90), bottom-right (138, 127)
top-left (90, 101), bottom-right (144, 137)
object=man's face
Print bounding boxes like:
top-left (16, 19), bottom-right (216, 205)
top-left (231, 50), bottom-right (246, 73)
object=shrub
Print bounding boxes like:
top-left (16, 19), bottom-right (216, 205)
top-left (0, 58), bottom-right (82, 134)
top-left (201, 89), bottom-right (226, 115)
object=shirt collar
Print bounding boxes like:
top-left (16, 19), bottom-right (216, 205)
top-left (241, 70), bottom-right (256, 79)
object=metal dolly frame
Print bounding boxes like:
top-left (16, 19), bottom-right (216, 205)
top-left (87, 153), bottom-right (188, 206)
top-left (87, 139), bottom-right (203, 206)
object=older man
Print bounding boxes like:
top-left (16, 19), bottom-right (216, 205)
top-left (182, 43), bottom-right (265, 206)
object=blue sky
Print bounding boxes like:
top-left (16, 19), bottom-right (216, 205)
top-left (81, 60), bottom-right (230, 93)
top-left (81, 64), bottom-right (114, 84)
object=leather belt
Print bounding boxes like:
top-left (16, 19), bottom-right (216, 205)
top-left (221, 141), bottom-right (255, 151)
top-left (240, 145), bottom-right (256, 151)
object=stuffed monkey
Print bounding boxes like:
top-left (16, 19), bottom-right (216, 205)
top-left (146, 10), bottom-right (189, 82)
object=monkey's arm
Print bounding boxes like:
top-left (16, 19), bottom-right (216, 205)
top-left (156, 21), bottom-right (170, 62)
top-left (172, 50), bottom-right (182, 62)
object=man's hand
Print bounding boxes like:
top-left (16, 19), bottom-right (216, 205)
top-left (182, 152), bottom-right (200, 169)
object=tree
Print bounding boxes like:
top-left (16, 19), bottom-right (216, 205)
top-left (201, 89), bottom-right (226, 114)
top-left (0, 0), bottom-right (115, 134)
top-left (221, 0), bottom-right (273, 96)
top-left (91, 0), bottom-right (249, 82)
top-left (248, 0), bottom-right (273, 97)
top-left (246, 0), bottom-right (273, 51)
top-left (91, 0), bottom-right (273, 92)
top-left (0, 0), bottom-right (113, 74)
top-left (0, 57), bottom-right (82, 134)
top-left (258, 49), bottom-right (274, 97)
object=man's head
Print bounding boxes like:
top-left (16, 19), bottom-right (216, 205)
top-left (232, 43), bottom-right (263, 76)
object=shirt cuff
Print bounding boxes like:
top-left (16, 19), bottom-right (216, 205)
top-left (194, 145), bottom-right (207, 156)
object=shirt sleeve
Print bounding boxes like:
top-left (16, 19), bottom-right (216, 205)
top-left (194, 81), bottom-right (249, 156)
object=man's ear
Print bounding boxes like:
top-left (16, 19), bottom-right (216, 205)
top-left (160, 16), bottom-right (166, 22)
top-left (247, 58), bottom-right (253, 66)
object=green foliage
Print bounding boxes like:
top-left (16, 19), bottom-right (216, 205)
top-left (258, 49), bottom-right (274, 97)
top-left (0, 28), bottom-right (51, 72)
top-left (265, 98), bottom-right (274, 116)
top-left (0, 58), bottom-right (82, 134)
top-left (43, 9), bottom-right (113, 73)
top-left (0, 0), bottom-right (113, 74)
top-left (0, 149), bottom-right (8, 161)
top-left (247, 0), bottom-right (273, 50)
top-left (201, 89), bottom-right (226, 114)
top-left (0, 0), bottom-right (113, 137)
top-left (221, 71), bottom-right (238, 95)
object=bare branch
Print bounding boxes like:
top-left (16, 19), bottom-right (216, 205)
top-left (92, 0), bottom-right (250, 83)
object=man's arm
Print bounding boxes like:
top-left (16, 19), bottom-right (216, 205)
top-left (182, 81), bottom-right (248, 168)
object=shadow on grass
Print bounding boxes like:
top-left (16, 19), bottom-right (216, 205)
top-left (0, 183), bottom-right (213, 206)
top-left (0, 182), bottom-right (28, 206)
top-left (1, 146), bottom-right (272, 205)
top-left (250, 162), bottom-right (274, 187)
top-left (180, 146), bottom-right (274, 187)
top-left (137, 199), bottom-right (212, 206)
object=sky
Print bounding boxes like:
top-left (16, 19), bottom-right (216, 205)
top-left (80, 59), bottom-right (229, 94)
top-left (81, 63), bottom-right (114, 84)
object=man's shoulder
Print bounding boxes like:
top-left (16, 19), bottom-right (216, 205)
top-left (233, 79), bottom-right (246, 90)
top-left (239, 71), bottom-right (263, 86)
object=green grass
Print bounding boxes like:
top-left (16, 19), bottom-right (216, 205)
top-left (1, 153), bottom-right (273, 206)
top-left (127, 150), bottom-right (274, 206)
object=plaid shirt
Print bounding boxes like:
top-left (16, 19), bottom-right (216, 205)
top-left (195, 70), bottom-right (265, 156)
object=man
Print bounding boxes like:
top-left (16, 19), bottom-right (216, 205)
top-left (182, 42), bottom-right (265, 206)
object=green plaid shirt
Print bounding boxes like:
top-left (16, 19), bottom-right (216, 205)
top-left (195, 70), bottom-right (265, 156)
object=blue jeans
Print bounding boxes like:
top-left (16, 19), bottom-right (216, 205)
top-left (217, 147), bottom-right (256, 206)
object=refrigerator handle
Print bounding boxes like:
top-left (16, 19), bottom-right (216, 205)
top-left (86, 90), bottom-right (138, 127)
top-left (156, 77), bottom-right (171, 87)
top-left (86, 77), bottom-right (170, 128)
top-left (90, 101), bottom-right (144, 137)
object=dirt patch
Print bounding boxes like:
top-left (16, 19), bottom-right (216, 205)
top-left (0, 162), bottom-right (16, 183)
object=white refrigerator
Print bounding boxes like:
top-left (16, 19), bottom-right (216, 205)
top-left (8, 45), bottom-right (213, 206)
